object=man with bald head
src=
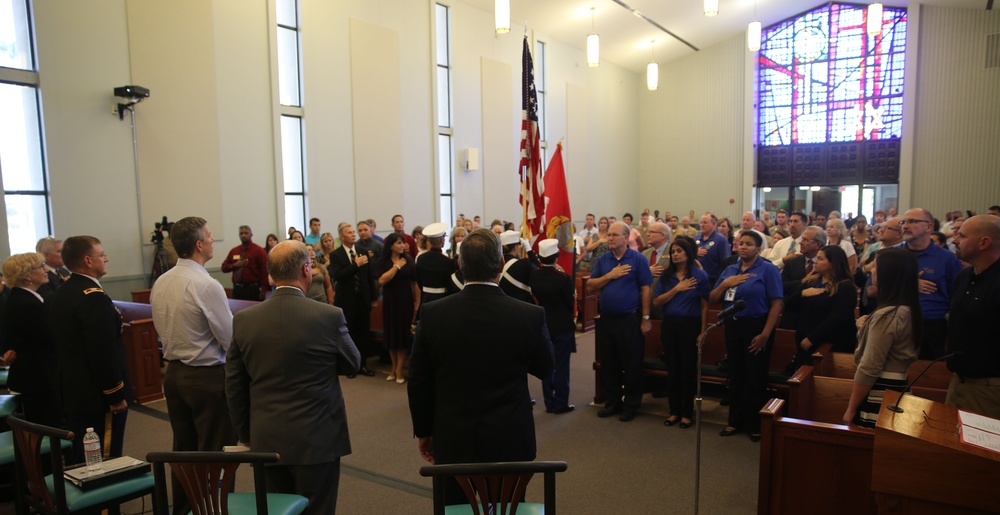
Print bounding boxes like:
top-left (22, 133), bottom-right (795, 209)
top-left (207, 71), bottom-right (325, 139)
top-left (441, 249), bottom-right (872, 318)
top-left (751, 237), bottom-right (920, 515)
top-left (946, 215), bottom-right (1000, 418)
top-left (587, 221), bottom-right (653, 421)
top-left (900, 208), bottom-right (962, 359)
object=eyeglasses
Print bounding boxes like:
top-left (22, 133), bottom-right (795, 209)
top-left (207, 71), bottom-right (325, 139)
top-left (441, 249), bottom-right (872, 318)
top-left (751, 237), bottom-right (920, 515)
top-left (607, 233), bottom-right (625, 238)
top-left (88, 252), bottom-right (107, 259)
top-left (902, 219), bottom-right (931, 225)
top-left (882, 225), bottom-right (901, 232)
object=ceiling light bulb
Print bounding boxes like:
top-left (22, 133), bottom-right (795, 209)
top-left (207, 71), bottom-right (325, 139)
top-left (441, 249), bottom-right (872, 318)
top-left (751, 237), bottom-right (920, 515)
top-left (495, 0), bottom-right (510, 34)
top-left (587, 34), bottom-right (600, 67)
top-left (748, 21), bottom-right (762, 52)
top-left (867, 3), bottom-right (883, 36)
top-left (704, 0), bottom-right (719, 17)
top-left (647, 62), bottom-right (658, 90)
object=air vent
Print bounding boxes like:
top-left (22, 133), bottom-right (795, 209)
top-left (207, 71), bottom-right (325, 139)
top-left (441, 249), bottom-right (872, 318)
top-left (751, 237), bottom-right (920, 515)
top-left (988, 33), bottom-right (1000, 69)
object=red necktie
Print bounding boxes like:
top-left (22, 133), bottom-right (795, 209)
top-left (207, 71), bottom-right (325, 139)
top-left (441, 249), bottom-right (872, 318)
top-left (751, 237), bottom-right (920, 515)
top-left (650, 249), bottom-right (657, 265)
top-left (805, 258), bottom-right (814, 275)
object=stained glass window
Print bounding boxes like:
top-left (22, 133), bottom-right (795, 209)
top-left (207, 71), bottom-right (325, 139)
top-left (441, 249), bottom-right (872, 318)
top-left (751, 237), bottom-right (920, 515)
top-left (758, 3), bottom-right (907, 147)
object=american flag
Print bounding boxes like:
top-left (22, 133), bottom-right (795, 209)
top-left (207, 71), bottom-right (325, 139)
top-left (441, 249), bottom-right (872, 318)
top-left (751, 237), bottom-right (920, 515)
top-left (519, 36), bottom-right (544, 245)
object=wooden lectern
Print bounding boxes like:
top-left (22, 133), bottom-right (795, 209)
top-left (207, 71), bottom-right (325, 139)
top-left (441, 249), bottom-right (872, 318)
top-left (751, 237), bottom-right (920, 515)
top-left (872, 390), bottom-right (1000, 514)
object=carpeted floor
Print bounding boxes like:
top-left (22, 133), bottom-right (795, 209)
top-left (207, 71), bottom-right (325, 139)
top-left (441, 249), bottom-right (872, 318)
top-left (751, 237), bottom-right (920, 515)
top-left (3, 330), bottom-right (760, 514)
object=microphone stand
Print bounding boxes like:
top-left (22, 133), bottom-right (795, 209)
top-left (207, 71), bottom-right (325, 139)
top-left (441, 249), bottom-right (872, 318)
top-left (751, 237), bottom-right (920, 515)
top-left (693, 315), bottom-right (730, 515)
top-left (886, 352), bottom-right (955, 413)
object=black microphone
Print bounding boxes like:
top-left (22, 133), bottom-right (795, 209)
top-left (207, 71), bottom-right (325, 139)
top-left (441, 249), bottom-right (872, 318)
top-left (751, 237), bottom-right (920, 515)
top-left (886, 351), bottom-right (959, 413)
top-left (713, 300), bottom-right (747, 327)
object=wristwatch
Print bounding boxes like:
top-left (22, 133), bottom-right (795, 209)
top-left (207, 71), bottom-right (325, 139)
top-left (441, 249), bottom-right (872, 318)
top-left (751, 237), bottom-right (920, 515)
top-left (642, 315), bottom-right (650, 320)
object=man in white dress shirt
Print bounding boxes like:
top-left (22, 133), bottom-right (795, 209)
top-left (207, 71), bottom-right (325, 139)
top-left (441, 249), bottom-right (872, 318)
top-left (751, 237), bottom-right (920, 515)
top-left (151, 216), bottom-right (236, 515)
top-left (767, 211), bottom-right (807, 271)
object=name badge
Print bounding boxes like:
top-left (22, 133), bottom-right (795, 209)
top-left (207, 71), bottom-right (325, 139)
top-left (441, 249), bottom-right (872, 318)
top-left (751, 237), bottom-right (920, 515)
top-left (233, 254), bottom-right (241, 260)
top-left (724, 287), bottom-right (737, 302)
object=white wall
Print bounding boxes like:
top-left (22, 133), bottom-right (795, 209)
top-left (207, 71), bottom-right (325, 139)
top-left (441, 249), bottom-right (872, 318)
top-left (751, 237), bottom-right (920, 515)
top-left (25, 0), bottom-right (641, 298)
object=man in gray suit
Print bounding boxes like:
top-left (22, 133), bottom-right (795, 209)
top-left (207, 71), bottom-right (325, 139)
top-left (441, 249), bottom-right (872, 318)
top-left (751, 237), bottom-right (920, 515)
top-left (226, 241), bottom-right (361, 514)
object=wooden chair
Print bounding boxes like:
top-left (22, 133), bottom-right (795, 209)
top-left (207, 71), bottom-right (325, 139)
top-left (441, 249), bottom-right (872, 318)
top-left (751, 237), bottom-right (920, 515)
top-left (419, 461), bottom-right (567, 515)
top-left (7, 414), bottom-right (155, 514)
top-left (146, 451), bottom-right (308, 515)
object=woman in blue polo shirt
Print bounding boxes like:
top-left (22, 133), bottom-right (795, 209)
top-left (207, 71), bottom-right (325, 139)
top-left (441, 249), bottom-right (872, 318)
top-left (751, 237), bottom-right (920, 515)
top-left (653, 238), bottom-right (710, 429)
top-left (710, 230), bottom-right (783, 442)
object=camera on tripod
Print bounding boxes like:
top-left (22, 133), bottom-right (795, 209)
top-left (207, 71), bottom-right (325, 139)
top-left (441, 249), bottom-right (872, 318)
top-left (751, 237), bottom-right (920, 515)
top-left (151, 216), bottom-right (173, 244)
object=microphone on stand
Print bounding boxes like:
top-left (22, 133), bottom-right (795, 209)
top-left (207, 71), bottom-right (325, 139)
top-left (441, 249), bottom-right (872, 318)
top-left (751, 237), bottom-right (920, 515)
top-left (712, 300), bottom-right (747, 328)
top-left (886, 351), bottom-right (959, 413)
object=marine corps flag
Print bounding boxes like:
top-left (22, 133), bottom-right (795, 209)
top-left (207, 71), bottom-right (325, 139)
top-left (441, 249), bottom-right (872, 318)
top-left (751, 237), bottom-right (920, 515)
top-left (543, 142), bottom-right (574, 272)
top-left (519, 36), bottom-right (544, 246)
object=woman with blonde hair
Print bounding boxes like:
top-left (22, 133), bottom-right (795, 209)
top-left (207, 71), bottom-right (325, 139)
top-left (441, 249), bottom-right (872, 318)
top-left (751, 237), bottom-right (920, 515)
top-left (1, 253), bottom-right (60, 425)
top-left (304, 244), bottom-right (334, 304)
top-left (316, 232), bottom-right (336, 266)
top-left (448, 227), bottom-right (467, 260)
top-left (825, 218), bottom-right (858, 274)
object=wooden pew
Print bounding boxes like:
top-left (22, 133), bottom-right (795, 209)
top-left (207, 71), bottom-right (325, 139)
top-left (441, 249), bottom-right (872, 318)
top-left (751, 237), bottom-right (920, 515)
top-left (814, 353), bottom-right (952, 403)
top-left (785, 365), bottom-right (854, 424)
top-left (575, 274), bottom-right (597, 332)
top-left (758, 398), bottom-right (877, 515)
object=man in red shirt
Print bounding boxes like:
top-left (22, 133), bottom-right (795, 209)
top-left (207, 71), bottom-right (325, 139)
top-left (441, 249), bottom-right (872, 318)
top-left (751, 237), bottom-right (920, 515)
top-left (221, 225), bottom-right (269, 300)
top-left (391, 214), bottom-right (418, 258)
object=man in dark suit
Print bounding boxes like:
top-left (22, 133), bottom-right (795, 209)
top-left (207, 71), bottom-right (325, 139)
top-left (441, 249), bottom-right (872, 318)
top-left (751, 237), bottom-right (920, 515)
top-left (50, 236), bottom-right (130, 463)
top-left (35, 237), bottom-right (70, 300)
top-left (779, 226), bottom-right (826, 330)
top-left (226, 241), bottom-right (361, 515)
top-left (408, 229), bottom-right (554, 505)
top-left (328, 223), bottom-right (377, 377)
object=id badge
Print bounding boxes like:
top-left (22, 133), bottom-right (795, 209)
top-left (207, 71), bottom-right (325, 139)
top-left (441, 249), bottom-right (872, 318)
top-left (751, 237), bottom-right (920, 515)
top-left (724, 287), bottom-right (737, 302)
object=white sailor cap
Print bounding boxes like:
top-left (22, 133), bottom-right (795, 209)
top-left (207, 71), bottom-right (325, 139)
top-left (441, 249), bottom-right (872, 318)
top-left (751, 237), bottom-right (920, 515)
top-left (538, 238), bottom-right (560, 258)
top-left (500, 230), bottom-right (521, 245)
top-left (422, 222), bottom-right (448, 238)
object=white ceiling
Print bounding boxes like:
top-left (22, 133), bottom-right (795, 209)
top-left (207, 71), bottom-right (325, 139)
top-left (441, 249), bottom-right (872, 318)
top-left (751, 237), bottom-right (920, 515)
top-left (465, 0), bottom-right (990, 73)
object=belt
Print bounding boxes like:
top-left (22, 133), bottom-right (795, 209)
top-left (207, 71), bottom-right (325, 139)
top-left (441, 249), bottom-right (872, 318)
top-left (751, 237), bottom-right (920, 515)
top-left (960, 376), bottom-right (1000, 386)
top-left (422, 286), bottom-right (446, 294)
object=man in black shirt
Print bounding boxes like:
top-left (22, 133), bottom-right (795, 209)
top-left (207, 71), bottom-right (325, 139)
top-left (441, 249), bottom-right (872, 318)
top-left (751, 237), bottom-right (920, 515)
top-left (946, 214), bottom-right (1000, 418)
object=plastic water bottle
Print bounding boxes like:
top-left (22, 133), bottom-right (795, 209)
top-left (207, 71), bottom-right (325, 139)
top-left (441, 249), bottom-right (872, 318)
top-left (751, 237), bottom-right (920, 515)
top-left (83, 428), bottom-right (103, 473)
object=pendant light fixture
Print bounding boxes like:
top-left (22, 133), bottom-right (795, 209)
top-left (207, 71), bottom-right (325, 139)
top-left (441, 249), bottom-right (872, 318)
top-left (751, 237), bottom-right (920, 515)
top-left (747, 0), bottom-right (761, 52)
top-left (495, 0), bottom-right (510, 34)
top-left (587, 7), bottom-right (599, 68)
top-left (647, 40), bottom-right (658, 91)
top-left (704, 0), bottom-right (719, 17)
top-left (867, 3), bottom-right (883, 37)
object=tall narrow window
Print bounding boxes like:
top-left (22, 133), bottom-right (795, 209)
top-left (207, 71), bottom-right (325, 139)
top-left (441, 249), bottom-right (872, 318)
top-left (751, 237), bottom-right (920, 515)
top-left (276, 0), bottom-right (306, 232)
top-left (536, 40), bottom-right (548, 168)
top-left (1, 0), bottom-right (52, 253)
top-left (435, 3), bottom-right (454, 226)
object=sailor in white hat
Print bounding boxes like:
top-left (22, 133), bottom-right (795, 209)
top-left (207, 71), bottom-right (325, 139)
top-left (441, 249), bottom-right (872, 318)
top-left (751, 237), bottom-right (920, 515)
top-left (415, 222), bottom-right (458, 313)
top-left (498, 230), bottom-right (538, 304)
top-left (529, 238), bottom-right (576, 414)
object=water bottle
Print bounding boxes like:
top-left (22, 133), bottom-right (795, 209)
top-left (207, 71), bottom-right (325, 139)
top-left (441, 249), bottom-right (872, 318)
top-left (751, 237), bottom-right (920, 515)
top-left (83, 427), bottom-right (103, 473)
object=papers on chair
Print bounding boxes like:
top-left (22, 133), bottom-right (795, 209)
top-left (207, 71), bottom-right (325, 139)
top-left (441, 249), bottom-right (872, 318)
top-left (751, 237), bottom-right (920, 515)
top-left (223, 444), bottom-right (251, 452)
top-left (64, 456), bottom-right (149, 489)
top-left (959, 410), bottom-right (1000, 454)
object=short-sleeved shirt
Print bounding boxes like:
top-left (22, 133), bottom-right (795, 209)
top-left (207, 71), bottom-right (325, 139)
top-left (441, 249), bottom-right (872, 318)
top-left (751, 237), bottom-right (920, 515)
top-left (654, 267), bottom-right (710, 318)
top-left (715, 256), bottom-right (783, 319)
top-left (898, 241), bottom-right (962, 319)
top-left (947, 259), bottom-right (1000, 378)
top-left (591, 248), bottom-right (654, 316)
top-left (695, 231), bottom-right (732, 281)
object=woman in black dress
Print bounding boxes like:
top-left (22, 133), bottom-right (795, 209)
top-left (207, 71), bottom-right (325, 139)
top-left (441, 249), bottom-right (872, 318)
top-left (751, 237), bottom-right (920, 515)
top-left (375, 233), bottom-right (419, 384)
top-left (794, 245), bottom-right (858, 368)
top-left (2, 252), bottom-right (61, 425)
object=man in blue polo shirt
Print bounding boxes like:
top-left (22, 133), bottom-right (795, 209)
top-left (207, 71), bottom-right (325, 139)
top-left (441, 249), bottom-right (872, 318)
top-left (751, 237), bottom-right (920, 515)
top-left (587, 222), bottom-right (653, 422)
top-left (696, 213), bottom-right (731, 285)
top-left (899, 208), bottom-right (962, 360)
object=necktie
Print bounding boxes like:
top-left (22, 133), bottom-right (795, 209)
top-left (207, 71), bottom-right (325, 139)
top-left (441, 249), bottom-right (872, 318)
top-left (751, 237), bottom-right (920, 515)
top-left (787, 240), bottom-right (798, 256)
top-left (650, 249), bottom-right (657, 265)
top-left (805, 258), bottom-right (814, 276)
top-left (349, 249), bottom-right (360, 292)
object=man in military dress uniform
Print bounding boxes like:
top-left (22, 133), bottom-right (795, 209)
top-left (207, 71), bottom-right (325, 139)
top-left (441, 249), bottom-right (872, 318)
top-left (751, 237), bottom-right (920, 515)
top-left (530, 239), bottom-right (576, 414)
top-left (499, 230), bottom-right (538, 304)
top-left (415, 223), bottom-right (457, 313)
top-left (50, 235), bottom-right (131, 463)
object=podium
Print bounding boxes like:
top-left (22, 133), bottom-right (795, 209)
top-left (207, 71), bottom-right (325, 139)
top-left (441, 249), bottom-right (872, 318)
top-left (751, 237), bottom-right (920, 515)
top-left (872, 390), bottom-right (1000, 514)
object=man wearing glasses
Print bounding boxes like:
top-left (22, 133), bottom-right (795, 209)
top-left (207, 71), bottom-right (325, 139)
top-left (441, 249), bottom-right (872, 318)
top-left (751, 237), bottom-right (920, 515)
top-left (588, 222), bottom-right (653, 422)
top-left (899, 208), bottom-right (962, 360)
top-left (50, 236), bottom-right (130, 464)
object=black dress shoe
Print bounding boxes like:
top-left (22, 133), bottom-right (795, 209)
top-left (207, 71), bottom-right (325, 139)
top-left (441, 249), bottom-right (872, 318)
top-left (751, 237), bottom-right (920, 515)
top-left (359, 367), bottom-right (376, 377)
top-left (719, 427), bottom-right (740, 437)
top-left (748, 434), bottom-right (761, 443)
top-left (679, 420), bottom-right (693, 429)
top-left (619, 410), bottom-right (636, 422)
top-left (552, 405), bottom-right (575, 415)
top-left (663, 417), bottom-right (680, 427)
top-left (347, 373), bottom-right (357, 379)
top-left (597, 406), bottom-right (622, 418)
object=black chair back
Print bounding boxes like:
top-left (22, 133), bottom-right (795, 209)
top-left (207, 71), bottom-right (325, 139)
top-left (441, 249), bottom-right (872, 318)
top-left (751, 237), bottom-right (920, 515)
top-left (419, 461), bottom-right (567, 515)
